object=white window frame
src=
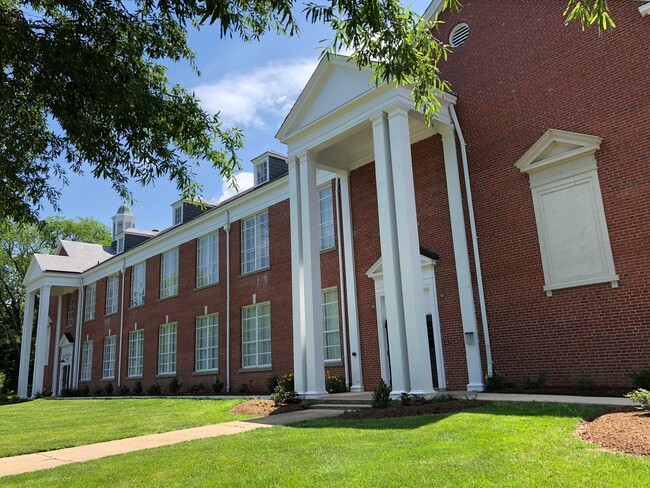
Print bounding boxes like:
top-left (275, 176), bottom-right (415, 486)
top-left (197, 232), bottom-right (219, 288)
top-left (241, 302), bottom-right (271, 368)
top-left (80, 340), bottom-right (93, 381)
top-left (66, 293), bottom-right (75, 328)
top-left (105, 274), bottom-right (119, 315)
top-left (102, 335), bottom-right (117, 379)
top-left (160, 248), bottom-right (179, 298)
top-left (322, 288), bottom-right (341, 361)
top-left (84, 282), bottom-right (96, 321)
top-left (116, 236), bottom-right (124, 254)
top-left (131, 261), bottom-right (146, 307)
top-left (241, 211), bottom-right (270, 274)
top-left (195, 313), bottom-right (219, 372)
top-left (128, 329), bottom-right (144, 378)
top-left (254, 159), bottom-right (269, 186)
top-left (516, 129), bottom-right (618, 296)
top-left (173, 203), bottom-right (183, 226)
top-left (158, 322), bottom-right (177, 375)
top-left (319, 185), bottom-right (335, 251)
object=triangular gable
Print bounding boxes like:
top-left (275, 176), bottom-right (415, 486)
top-left (58, 333), bottom-right (75, 347)
top-left (23, 256), bottom-right (44, 286)
top-left (366, 253), bottom-right (437, 280)
top-left (276, 55), bottom-right (376, 142)
top-left (515, 129), bottom-right (602, 174)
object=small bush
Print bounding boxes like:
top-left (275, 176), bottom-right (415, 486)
top-left (212, 378), bottom-right (224, 394)
top-left (279, 373), bottom-right (294, 392)
top-left (576, 371), bottom-right (595, 391)
top-left (629, 369), bottom-right (650, 389)
top-left (271, 385), bottom-right (300, 405)
top-left (371, 379), bottom-right (391, 409)
top-left (325, 371), bottom-right (347, 394)
top-left (266, 374), bottom-right (280, 393)
top-left (132, 381), bottom-right (143, 395)
top-left (92, 386), bottom-right (104, 397)
top-left (117, 384), bottom-right (130, 396)
top-left (61, 387), bottom-right (72, 397)
top-left (238, 383), bottom-right (250, 394)
top-left (169, 378), bottom-right (182, 395)
top-left (148, 382), bottom-right (162, 396)
top-left (189, 382), bottom-right (206, 395)
top-left (626, 388), bottom-right (650, 411)
top-left (0, 371), bottom-right (5, 393)
top-left (104, 382), bottom-right (114, 396)
top-left (484, 371), bottom-right (512, 391)
top-left (299, 400), bottom-right (311, 409)
top-left (523, 372), bottom-right (547, 389)
top-left (431, 393), bottom-right (457, 403)
top-left (80, 385), bottom-right (90, 396)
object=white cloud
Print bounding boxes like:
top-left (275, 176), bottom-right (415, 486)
top-left (193, 59), bottom-right (317, 129)
top-left (212, 171), bottom-right (255, 203)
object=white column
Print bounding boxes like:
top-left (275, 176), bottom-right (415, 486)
top-left (17, 291), bottom-right (37, 398)
top-left (440, 125), bottom-right (484, 391)
top-left (387, 104), bottom-right (435, 396)
top-left (339, 172), bottom-right (364, 392)
top-left (371, 112), bottom-right (410, 397)
top-left (51, 295), bottom-right (63, 396)
top-left (72, 286), bottom-right (84, 389)
top-left (31, 285), bottom-right (52, 396)
top-left (299, 152), bottom-right (327, 398)
top-left (288, 157), bottom-right (307, 395)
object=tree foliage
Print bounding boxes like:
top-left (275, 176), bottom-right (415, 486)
top-left (0, 217), bottom-right (110, 393)
top-left (1, 0), bottom-right (615, 224)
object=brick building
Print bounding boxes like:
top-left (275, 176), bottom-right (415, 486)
top-left (18, 0), bottom-right (649, 398)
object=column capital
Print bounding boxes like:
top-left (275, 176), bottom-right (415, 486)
top-left (384, 101), bottom-right (411, 120)
top-left (296, 150), bottom-right (318, 165)
top-left (286, 155), bottom-right (299, 170)
top-left (335, 170), bottom-right (350, 182)
top-left (436, 122), bottom-right (455, 137)
top-left (39, 285), bottom-right (52, 294)
top-left (369, 112), bottom-right (386, 127)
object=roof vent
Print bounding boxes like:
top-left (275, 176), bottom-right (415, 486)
top-left (449, 23), bottom-right (469, 48)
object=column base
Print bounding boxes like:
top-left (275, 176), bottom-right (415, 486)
top-left (304, 390), bottom-right (328, 399)
top-left (467, 382), bottom-right (485, 392)
top-left (390, 390), bottom-right (406, 400)
top-left (350, 385), bottom-right (364, 393)
top-left (409, 389), bottom-right (436, 399)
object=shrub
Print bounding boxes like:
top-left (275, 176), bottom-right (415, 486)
top-left (212, 378), bottom-right (224, 394)
top-left (484, 371), bottom-right (512, 391)
top-left (132, 381), bottom-right (143, 395)
top-left (271, 385), bottom-right (300, 406)
top-left (80, 385), bottom-right (90, 396)
top-left (432, 393), bottom-right (457, 403)
top-left (189, 382), bottom-right (206, 395)
top-left (371, 379), bottom-right (391, 409)
top-left (629, 369), bottom-right (650, 389)
top-left (325, 371), bottom-right (347, 394)
top-left (169, 378), bottom-right (182, 395)
top-left (626, 388), bottom-right (650, 411)
top-left (148, 382), bottom-right (162, 396)
top-left (61, 387), bottom-right (72, 397)
top-left (279, 373), bottom-right (294, 391)
top-left (299, 400), bottom-right (311, 409)
top-left (266, 374), bottom-right (280, 393)
top-left (576, 371), bottom-right (595, 391)
top-left (104, 382), bottom-right (114, 396)
top-left (523, 372), bottom-right (547, 389)
top-left (92, 386), bottom-right (104, 397)
top-left (117, 384), bottom-right (130, 396)
top-left (0, 371), bottom-right (5, 393)
top-left (238, 383), bottom-right (250, 394)
top-left (399, 393), bottom-right (429, 406)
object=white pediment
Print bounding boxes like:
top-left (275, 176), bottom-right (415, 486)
top-left (24, 256), bottom-right (44, 286)
top-left (276, 56), bottom-right (376, 142)
top-left (58, 333), bottom-right (75, 347)
top-left (515, 129), bottom-right (602, 174)
top-left (366, 253), bottom-right (437, 281)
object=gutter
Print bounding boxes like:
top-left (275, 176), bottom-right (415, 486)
top-left (335, 178), bottom-right (351, 390)
top-left (224, 211), bottom-right (231, 393)
top-left (449, 105), bottom-right (494, 377)
top-left (117, 259), bottom-right (126, 387)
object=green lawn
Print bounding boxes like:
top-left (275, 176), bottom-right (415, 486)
top-left (5, 402), bottom-right (650, 487)
top-left (0, 398), bottom-right (253, 457)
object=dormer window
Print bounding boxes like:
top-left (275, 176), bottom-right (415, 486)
top-left (255, 160), bottom-right (269, 186)
top-left (116, 236), bottom-right (124, 254)
top-left (173, 204), bottom-right (183, 226)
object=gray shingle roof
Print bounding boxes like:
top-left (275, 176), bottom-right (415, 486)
top-left (35, 240), bottom-right (114, 273)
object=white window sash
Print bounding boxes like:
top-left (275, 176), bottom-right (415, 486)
top-left (128, 329), bottom-right (144, 377)
top-left (131, 262), bottom-right (146, 307)
top-left (158, 323), bottom-right (177, 374)
top-left (195, 314), bottom-right (218, 372)
top-left (160, 249), bottom-right (179, 298)
top-left (102, 336), bottom-right (116, 379)
top-left (241, 303), bottom-right (271, 368)
top-left (81, 341), bottom-right (93, 381)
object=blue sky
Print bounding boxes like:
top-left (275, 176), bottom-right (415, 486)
top-left (42, 1), bottom-right (432, 233)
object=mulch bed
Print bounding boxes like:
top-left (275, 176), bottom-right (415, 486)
top-left (338, 400), bottom-right (489, 419)
top-left (576, 408), bottom-right (650, 456)
top-left (491, 387), bottom-right (633, 397)
top-left (231, 399), bottom-right (303, 417)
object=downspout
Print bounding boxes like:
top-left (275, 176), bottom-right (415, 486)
top-left (224, 211), bottom-right (231, 393)
top-left (335, 177), bottom-right (350, 390)
top-left (449, 105), bottom-right (494, 377)
top-left (117, 259), bottom-right (126, 387)
top-left (72, 279), bottom-right (84, 389)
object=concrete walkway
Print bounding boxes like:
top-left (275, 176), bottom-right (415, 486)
top-left (0, 409), bottom-right (341, 478)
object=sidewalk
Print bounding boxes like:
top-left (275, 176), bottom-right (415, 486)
top-left (0, 409), bottom-right (341, 478)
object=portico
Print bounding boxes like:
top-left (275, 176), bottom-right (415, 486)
top-left (276, 56), bottom-right (485, 397)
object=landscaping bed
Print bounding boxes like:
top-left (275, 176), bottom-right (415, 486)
top-left (230, 399), bottom-right (303, 417)
top-left (338, 399), bottom-right (489, 419)
top-left (576, 407), bottom-right (650, 456)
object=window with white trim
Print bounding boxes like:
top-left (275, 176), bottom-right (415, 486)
top-left (319, 185), bottom-right (335, 250)
top-left (66, 293), bottom-right (75, 328)
top-left (195, 313), bottom-right (218, 372)
top-left (158, 322), bottom-right (177, 374)
top-left (102, 335), bottom-right (116, 379)
top-left (322, 288), bottom-right (341, 361)
top-left (254, 160), bottom-right (269, 186)
top-left (128, 329), bottom-right (144, 377)
top-left (84, 282), bottom-right (96, 321)
top-left (241, 302), bottom-right (271, 368)
top-left (116, 236), bottom-right (124, 254)
top-left (81, 340), bottom-right (93, 381)
top-left (173, 204), bottom-right (183, 226)
top-left (160, 249), bottom-right (179, 298)
top-left (197, 232), bottom-right (219, 288)
top-left (241, 212), bottom-right (269, 274)
top-left (131, 262), bottom-right (146, 307)
top-left (105, 274), bottom-right (119, 315)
